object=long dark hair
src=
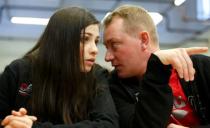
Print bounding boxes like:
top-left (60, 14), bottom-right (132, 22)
top-left (24, 7), bottom-right (99, 124)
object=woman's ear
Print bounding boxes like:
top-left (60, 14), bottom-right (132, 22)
top-left (138, 31), bottom-right (149, 49)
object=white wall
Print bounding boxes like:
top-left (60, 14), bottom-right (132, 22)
top-left (0, 39), bottom-right (36, 72)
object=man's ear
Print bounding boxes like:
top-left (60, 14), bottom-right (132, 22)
top-left (138, 31), bottom-right (149, 49)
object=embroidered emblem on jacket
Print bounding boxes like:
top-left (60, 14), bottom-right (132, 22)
top-left (173, 96), bottom-right (188, 119)
top-left (19, 83), bottom-right (32, 96)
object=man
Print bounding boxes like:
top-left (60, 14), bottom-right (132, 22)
top-left (103, 5), bottom-right (210, 128)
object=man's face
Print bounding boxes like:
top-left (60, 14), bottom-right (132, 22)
top-left (103, 17), bottom-right (147, 78)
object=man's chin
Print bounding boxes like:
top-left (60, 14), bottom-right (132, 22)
top-left (117, 71), bottom-right (128, 78)
top-left (117, 70), bottom-right (135, 78)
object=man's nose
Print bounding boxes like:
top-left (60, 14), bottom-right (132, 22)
top-left (105, 50), bottom-right (114, 62)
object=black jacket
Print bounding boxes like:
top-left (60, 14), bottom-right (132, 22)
top-left (109, 54), bottom-right (210, 128)
top-left (109, 54), bottom-right (173, 128)
top-left (180, 55), bottom-right (210, 128)
top-left (0, 58), bottom-right (119, 128)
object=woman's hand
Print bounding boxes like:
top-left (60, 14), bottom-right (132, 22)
top-left (1, 108), bottom-right (37, 128)
top-left (154, 47), bottom-right (208, 81)
top-left (167, 123), bottom-right (189, 128)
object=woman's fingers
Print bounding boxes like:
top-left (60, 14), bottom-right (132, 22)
top-left (154, 47), bottom-right (208, 81)
top-left (1, 115), bottom-right (37, 127)
top-left (12, 108), bottom-right (27, 116)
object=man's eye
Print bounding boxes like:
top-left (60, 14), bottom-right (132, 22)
top-left (112, 43), bottom-right (119, 49)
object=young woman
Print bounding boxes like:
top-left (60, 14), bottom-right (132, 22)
top-left (0, 6), bottom-right (118, 128)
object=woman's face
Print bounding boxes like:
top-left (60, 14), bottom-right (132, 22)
top-left (80, 24), bottom-right (99, 72)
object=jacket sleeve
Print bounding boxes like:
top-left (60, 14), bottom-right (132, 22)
top-left (0, 59), bottom-right (32, 122)
top-left (0, 65), bottom-right (19, 120)
top-left (110, 54), bottom-right (173, 128)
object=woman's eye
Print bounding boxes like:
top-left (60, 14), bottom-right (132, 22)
top-left (81, 36), bottom-right (89, 42)
top-left (83, 37), bottom-right (89, 42)
top-left (85, 37), bottom-right (89, 41)
top-left (95, 40), bottom-right (99, 45)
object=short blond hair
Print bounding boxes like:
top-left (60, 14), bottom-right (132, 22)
top-left (103, 5), bottom-right (159, 45)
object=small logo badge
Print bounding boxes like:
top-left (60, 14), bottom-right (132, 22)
top-left (19, 83), bottom-right (32, 96)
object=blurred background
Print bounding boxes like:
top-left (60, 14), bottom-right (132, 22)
top-left (0, 0), bottom-right (210, 72)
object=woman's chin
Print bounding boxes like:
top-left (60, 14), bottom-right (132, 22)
top-left (81, 66), bottom-right (92, 73)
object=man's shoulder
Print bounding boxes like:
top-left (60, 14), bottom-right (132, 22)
top-left (108, 70), bottom-right (121, 83)
top-left (108, 70), bottom-right (136, 88)
top-left (191, 54), bottom-right (210, 61)
top-left (190, 54), bottom-right (210, 67)
top-left (92, 64), bottom-right (109, 82)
